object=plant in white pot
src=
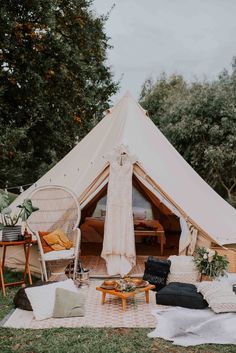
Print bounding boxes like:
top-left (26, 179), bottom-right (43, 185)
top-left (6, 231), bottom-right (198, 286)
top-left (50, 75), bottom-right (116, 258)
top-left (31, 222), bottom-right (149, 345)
top-left (0, 192), bottom-right (39, 241)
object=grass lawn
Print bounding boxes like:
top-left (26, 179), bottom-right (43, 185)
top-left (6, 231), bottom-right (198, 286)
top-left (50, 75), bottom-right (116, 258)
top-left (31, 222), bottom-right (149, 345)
top-left (0, 269), bottom-right (235, 353)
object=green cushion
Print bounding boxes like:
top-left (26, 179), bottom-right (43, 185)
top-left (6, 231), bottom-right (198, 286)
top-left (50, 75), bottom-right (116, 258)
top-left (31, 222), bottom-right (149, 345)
top-left (52, 288), bottom-right (86, 318)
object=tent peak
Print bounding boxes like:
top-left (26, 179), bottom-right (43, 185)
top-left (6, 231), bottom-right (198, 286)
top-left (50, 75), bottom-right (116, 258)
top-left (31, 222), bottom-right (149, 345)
top-left (103, 91), bottom-right (140, 116)
top-left (111, 91), bottom-right (149, 117)
top-left (123, 90), bottom-right (135, 99)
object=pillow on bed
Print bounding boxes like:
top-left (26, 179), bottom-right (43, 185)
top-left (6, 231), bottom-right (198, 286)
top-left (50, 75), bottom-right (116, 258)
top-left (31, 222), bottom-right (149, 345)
top-left (101, 209), bottom-right (106, 218)
top-left (133, 210), bottom-right (147, 220)
top-left (53, 288), bottom-right (86, 318)
top-left (25, 279), bottom-right (78, 320)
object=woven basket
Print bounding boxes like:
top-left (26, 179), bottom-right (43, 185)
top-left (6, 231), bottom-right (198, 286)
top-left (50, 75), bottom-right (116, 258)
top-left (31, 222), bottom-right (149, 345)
top-left (211, 246), bottom-right (236, 273)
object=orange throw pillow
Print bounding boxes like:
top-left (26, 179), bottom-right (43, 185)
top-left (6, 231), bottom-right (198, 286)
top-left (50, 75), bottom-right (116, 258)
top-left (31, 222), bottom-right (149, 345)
top-left (38, 231), bottom-right (54, 253)
top-left (43, 229), bottom-right (73, 251)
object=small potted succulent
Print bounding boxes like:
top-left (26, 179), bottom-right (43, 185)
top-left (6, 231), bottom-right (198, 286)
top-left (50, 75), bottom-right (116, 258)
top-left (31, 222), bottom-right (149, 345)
top-left (193, 247), bottom-right (229, 280)
top-left (0, 191), bottom-right (39, 241)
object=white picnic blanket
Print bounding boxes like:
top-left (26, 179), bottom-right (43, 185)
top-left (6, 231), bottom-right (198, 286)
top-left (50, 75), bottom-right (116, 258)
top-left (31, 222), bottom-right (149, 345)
top-left (148, 306), bottom-right (236, 346)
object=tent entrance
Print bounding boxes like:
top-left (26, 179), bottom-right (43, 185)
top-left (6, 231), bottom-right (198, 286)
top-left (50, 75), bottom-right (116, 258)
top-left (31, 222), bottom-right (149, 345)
top-left (80, 176), bottom-right (181, 266)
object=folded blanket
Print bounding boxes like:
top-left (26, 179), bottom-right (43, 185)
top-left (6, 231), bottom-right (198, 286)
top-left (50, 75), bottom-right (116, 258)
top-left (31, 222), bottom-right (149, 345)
top-left (148, 306), bottom-right (236, 346)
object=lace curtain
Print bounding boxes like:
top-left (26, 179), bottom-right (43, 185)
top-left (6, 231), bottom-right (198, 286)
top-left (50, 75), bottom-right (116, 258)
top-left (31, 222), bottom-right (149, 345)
top-left (101, 145), bottom-right (137, 276)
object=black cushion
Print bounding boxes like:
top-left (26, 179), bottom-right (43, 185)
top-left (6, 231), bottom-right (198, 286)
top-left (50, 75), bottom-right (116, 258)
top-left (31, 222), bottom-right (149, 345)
top-left (14, 281), bottom-right (56, 311)
top-left (156, 282), bottom-right (208, 309)
top-left (143, 256), bottom-right (171, 291)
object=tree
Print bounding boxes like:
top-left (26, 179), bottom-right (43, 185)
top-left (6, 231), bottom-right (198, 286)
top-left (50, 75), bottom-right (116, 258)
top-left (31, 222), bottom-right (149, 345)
top-left (140, 70), bottom-right (236, 207)
top-left (0, 0), bottom-right (118, 190)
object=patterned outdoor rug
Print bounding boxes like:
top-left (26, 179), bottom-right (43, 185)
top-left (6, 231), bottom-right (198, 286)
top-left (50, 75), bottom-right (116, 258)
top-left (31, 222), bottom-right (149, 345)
top-left (2, 280), bottom-right (157, 329)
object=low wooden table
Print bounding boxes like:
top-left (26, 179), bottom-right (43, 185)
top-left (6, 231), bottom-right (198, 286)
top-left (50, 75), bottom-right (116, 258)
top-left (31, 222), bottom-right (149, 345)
top-left (0, 239), bottom-right (35, 296)
top-left (96, 284), bottom-right (155, 311)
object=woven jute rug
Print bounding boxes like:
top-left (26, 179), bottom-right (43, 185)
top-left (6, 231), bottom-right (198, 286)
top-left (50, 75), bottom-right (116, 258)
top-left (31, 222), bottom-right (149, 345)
top-left (3, 280), bottom-right (157, 329)
top-left (81, 255), bottom-right (150, 277)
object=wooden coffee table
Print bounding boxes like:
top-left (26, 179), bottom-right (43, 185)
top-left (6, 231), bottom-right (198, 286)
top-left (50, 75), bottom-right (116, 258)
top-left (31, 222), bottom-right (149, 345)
top-left (96, 284), bottom-right (155, 311)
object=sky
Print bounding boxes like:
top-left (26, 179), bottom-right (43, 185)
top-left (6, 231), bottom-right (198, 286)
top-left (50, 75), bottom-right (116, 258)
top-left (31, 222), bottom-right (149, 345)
top-left (93, 0), bottom-right (236, 102)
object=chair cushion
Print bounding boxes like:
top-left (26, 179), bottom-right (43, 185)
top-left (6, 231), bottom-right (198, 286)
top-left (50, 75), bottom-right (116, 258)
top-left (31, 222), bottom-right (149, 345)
top-left (53, 288), bottom-right (86, 318)
top-left (43, 248), bottom-right (75, 261)
top-left (143, 256), bottom-right (171, 291)
top-left (43, 228), bottom-right (73, 251)
top-left (38, 231), bottom-right (54, 253)
top-left (156, 282), bottom-right (208, 309)
top-left (25, 279), bottom-right (78, 320)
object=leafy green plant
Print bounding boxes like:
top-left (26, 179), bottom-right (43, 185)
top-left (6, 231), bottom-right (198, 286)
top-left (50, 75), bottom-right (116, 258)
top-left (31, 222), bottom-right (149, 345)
top-left (193, 247), bottom-right (229, 279)
top-left (0, 191), bottom-right (39, 230)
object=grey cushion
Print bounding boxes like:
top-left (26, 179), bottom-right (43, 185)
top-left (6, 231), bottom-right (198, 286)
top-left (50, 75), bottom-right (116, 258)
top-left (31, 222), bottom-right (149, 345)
top-left (156, 282), bottom-right (208, 309)
top-left (52, 288), bottom-right (86, 318)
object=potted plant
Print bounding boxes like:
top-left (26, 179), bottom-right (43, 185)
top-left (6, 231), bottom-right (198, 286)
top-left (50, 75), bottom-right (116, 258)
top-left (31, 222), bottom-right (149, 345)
top-left (193, 247), bottom-right (229, 280)
top-left (0, 191), bottom-right (39, 241)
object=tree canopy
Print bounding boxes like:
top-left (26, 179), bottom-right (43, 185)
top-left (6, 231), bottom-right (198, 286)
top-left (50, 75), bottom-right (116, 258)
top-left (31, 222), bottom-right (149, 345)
top-left (0, 0), bottom-right (118, 190)
top-left (140, 65), bottom-right (236, 207)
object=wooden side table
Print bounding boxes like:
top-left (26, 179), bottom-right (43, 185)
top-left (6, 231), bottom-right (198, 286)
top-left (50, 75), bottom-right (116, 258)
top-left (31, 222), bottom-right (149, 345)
top-left (96, 284), bottom-right (155, 311)
top-left (135, 230), bottom-right (165, 255)
top-left (0, 239), bottom-right (35, 296)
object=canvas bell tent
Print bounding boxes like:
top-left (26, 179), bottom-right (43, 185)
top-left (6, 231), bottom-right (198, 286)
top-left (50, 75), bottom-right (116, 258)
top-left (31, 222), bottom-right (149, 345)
top-left (3, 92), bottom-right (236, 276)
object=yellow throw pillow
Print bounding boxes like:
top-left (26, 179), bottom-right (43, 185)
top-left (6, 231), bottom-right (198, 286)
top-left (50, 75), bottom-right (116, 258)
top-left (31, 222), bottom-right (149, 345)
top-left (43, 229), bottom-right (73, 251)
